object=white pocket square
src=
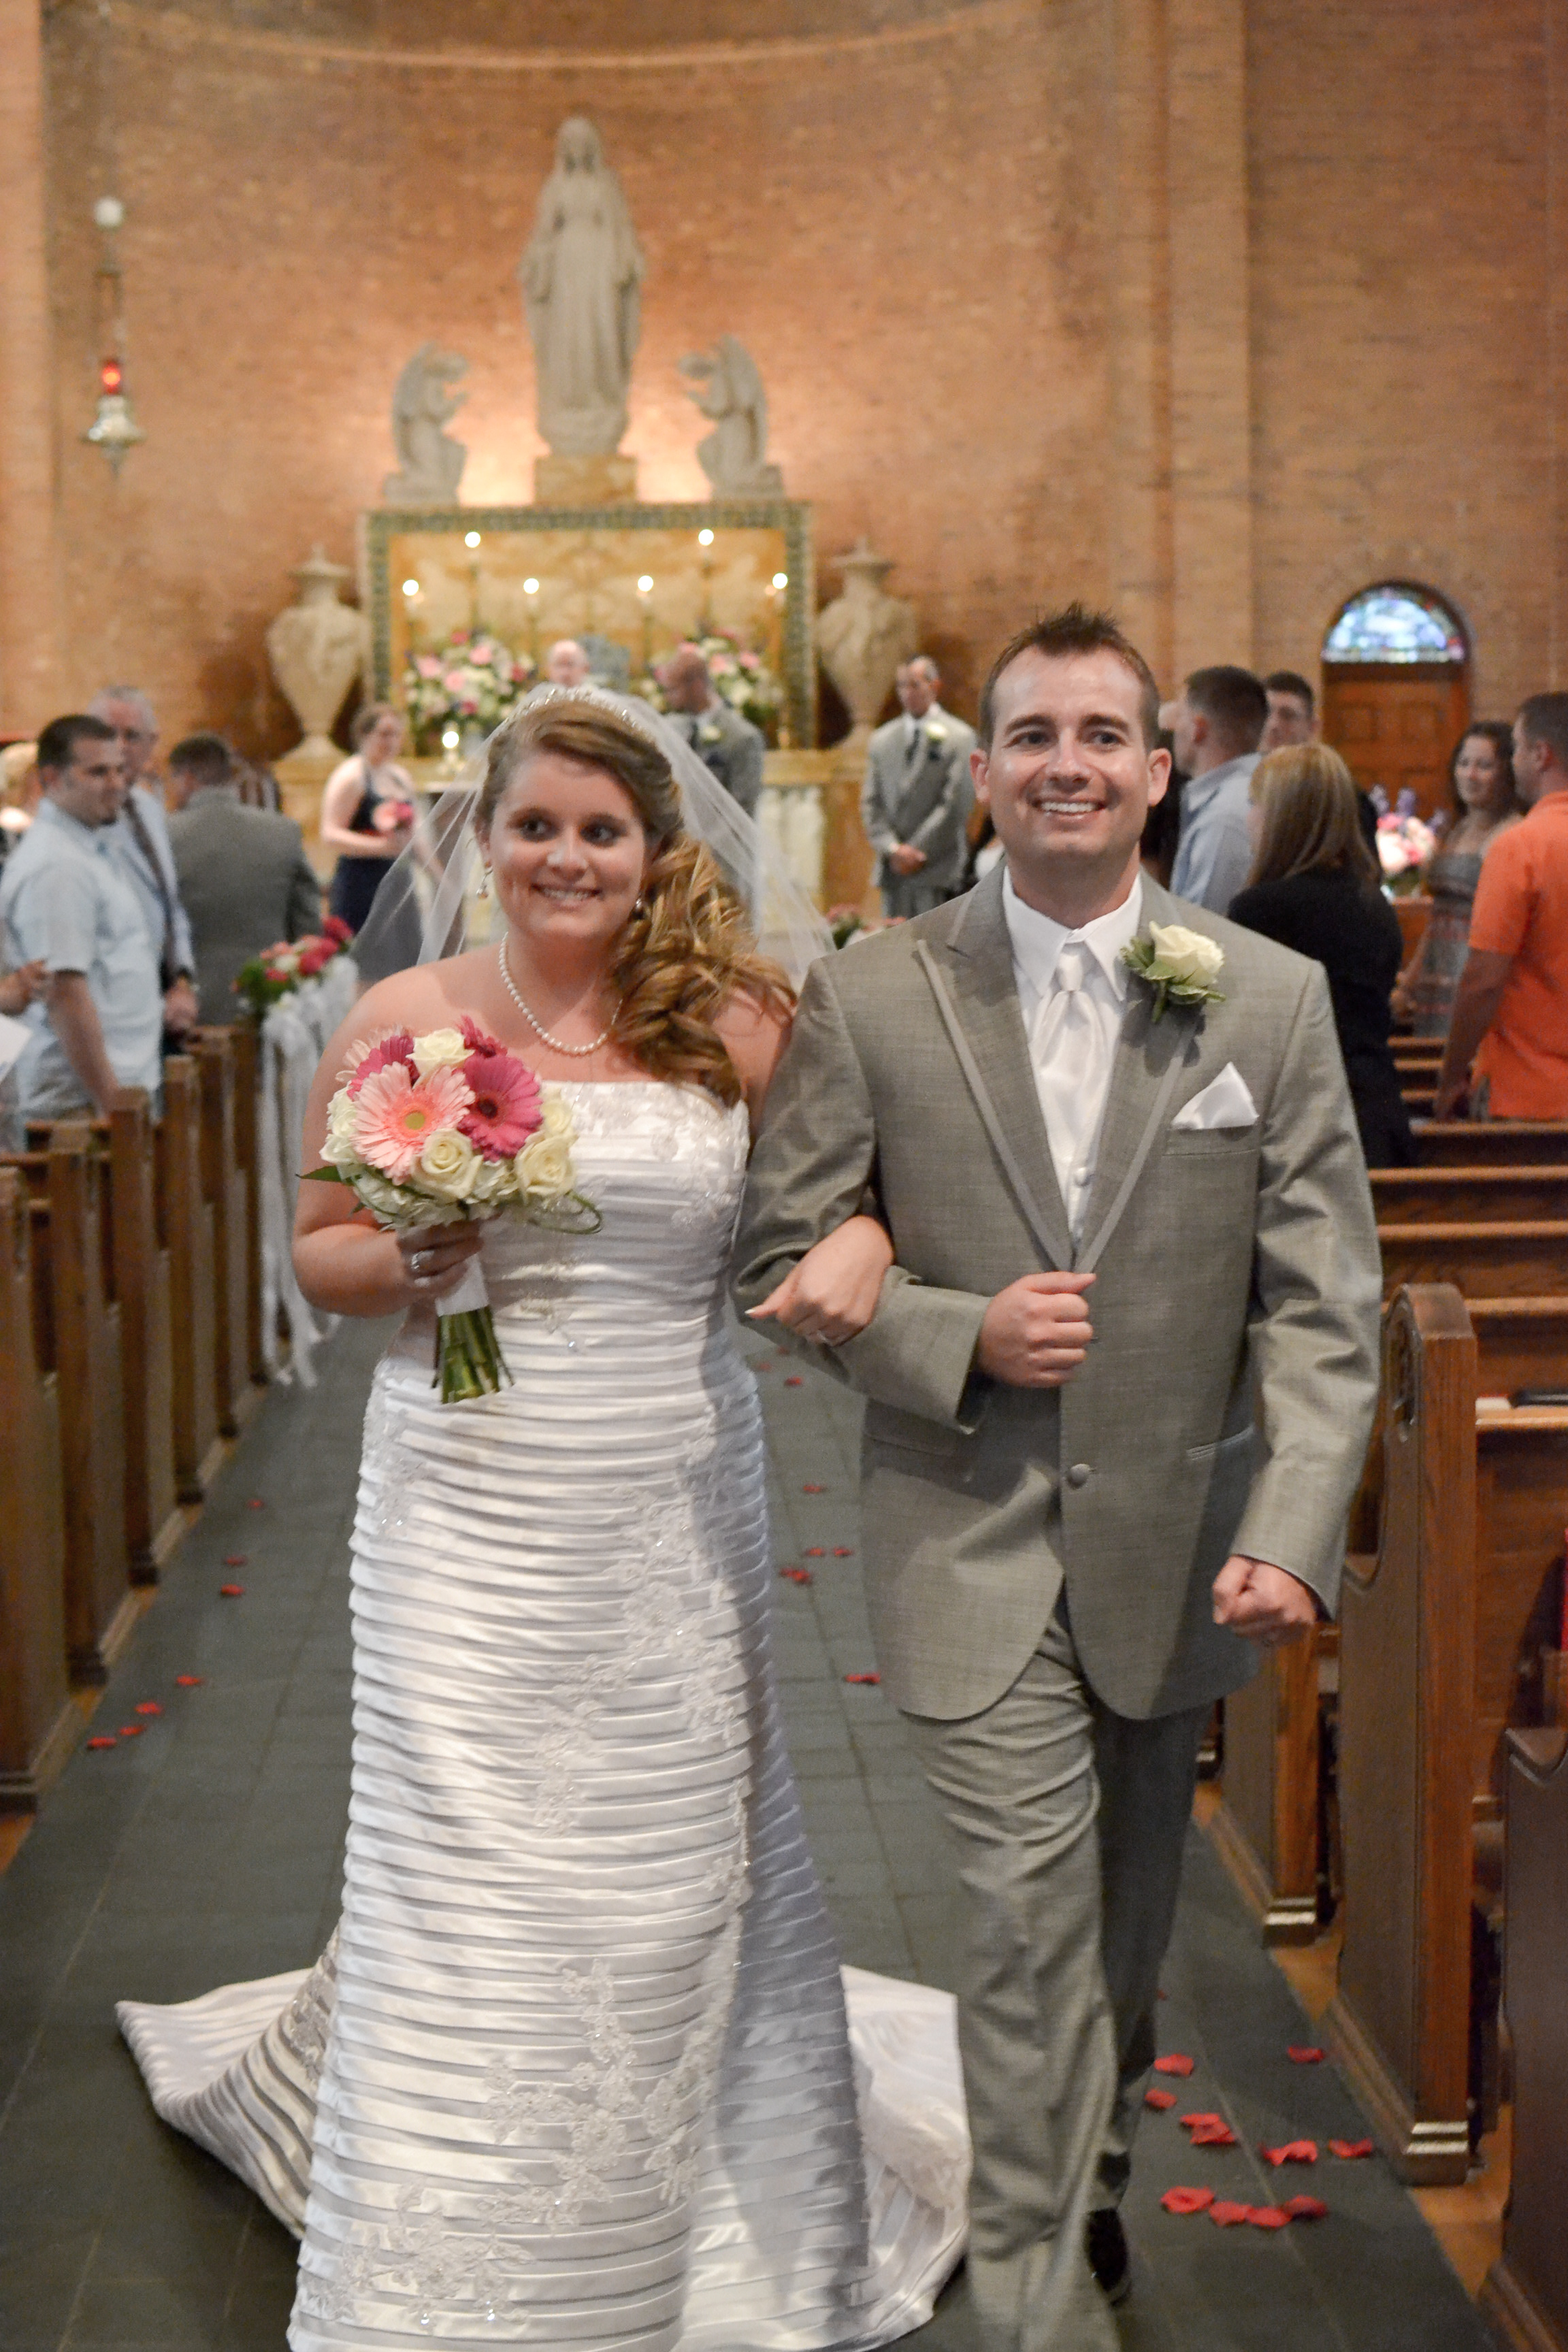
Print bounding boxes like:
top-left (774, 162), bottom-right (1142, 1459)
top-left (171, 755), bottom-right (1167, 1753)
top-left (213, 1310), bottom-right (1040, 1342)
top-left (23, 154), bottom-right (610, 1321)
top-left (1171, 1062), bottom-right (1258, 1131)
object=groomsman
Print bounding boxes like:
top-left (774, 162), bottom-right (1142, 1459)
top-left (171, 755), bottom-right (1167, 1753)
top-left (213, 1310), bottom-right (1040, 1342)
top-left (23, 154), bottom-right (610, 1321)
top-left (660, 643), bottom-right (764, 817)
top-left (862, 656), bottom-right (976, 917)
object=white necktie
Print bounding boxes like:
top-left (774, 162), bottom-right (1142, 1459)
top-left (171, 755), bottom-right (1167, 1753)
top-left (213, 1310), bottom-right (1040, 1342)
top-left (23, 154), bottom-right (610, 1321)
top-left (1032, 940), bottom-right (1097, 1235)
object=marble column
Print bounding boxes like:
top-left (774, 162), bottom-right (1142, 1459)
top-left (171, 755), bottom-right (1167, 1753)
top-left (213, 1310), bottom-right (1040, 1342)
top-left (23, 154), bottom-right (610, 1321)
top-left (0, 0), bottom-right (59, 728)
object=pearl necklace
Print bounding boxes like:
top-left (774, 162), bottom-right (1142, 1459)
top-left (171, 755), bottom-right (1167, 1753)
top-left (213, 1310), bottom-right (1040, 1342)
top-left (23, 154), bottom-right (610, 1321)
top-left (497, 940), bottom-right (617, 1059)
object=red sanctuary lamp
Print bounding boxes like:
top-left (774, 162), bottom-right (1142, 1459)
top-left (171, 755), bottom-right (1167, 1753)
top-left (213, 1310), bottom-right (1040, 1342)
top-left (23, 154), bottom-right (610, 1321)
top-left (82, 197), bottom-right (146, 474)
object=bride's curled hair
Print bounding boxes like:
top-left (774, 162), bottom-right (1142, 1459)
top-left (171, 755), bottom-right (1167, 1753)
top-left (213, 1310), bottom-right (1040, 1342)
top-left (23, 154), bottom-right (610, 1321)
top-left (478, 700), bottom-right (791, 1105)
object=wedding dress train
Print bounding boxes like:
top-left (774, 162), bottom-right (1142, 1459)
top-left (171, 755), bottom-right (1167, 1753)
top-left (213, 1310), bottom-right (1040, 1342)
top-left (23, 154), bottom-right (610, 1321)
top-left (119, 1081), bottom-right (967, 2349)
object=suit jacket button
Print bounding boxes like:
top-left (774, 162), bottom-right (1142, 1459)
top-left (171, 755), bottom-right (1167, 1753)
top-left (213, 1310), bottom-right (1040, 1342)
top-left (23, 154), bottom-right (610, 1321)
top-left (1067, 1463), bottom-right (1091, 1488)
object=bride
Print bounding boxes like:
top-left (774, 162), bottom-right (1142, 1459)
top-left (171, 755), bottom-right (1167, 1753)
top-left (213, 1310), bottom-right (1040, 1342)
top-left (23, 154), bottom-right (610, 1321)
top-left (120, 691), bottom-right (968, 2349)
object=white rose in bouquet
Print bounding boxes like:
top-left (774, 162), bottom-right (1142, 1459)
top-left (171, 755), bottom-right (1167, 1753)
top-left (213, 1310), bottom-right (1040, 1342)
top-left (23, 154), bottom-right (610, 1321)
top-left (418, 1128), bottom-right (484, 1203)
top-left (412, 1028), bottom-right (471, 1078)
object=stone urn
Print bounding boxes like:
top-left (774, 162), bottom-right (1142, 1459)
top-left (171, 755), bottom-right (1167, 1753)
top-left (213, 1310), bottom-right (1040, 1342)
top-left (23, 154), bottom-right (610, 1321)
top-left (266, 547), bottom-right (371, 764)
top-left (815, 539), bottom-right (917, 747)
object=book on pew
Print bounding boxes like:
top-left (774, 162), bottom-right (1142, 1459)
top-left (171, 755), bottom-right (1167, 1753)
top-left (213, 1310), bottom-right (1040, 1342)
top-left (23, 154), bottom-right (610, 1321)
top-left (1512, 1387), bottom-right (1568, 1406)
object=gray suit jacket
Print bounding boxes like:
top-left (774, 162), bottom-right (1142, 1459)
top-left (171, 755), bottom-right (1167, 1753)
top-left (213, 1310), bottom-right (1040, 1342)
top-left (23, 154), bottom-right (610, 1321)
top-left (679, 701), bottom-right (764, 817)
top-left (168, 789), bottom-right (322, 1024)
top-left (860, 706), bottom-right (977, 896)
top-left (733, 869), bottom-right (1382, 1723)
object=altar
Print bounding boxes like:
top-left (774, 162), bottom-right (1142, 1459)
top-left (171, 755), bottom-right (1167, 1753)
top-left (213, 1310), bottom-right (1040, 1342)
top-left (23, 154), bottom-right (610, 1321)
top-left (359, 501), bottom-right (815, 749)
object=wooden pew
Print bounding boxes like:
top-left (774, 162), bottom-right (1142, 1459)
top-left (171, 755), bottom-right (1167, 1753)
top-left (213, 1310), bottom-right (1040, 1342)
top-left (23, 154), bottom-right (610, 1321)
top-left (1326, 1286), bottom-right (1568, 2183)
top-left (1214, 1294), bottom-right (1568, 1945)
top-left (14, 1093), bottom-right (181, 1581)
top-left (157, 1056), bottom-right (223, 1501)
top-left (1416, 1121), bottom-right (1568, 1168)
top-left (1379, 1223), bottom-right (1568, 1299)
top-left (23, 1126), bottom-right (135, 1685)
top-left (190, 1028), bottom-right (262, 1439)
top-left (1371, 1168), bottom-right (1568, 1226)
top-left (0, 1169), bottom-right (77, 1808)
top-left (1482, 1727), bottom-right (1568, 2352)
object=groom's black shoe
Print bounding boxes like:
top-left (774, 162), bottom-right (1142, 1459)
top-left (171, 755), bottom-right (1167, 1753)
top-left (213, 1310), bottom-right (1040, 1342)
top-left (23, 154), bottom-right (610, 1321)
top-left (1086, 2208), bottom-right (1131, 2306)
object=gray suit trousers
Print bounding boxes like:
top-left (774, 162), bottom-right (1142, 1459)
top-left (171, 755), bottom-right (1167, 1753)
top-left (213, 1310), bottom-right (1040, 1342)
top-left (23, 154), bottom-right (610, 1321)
top-left (902, 1610), bottom-right (1206, 2351)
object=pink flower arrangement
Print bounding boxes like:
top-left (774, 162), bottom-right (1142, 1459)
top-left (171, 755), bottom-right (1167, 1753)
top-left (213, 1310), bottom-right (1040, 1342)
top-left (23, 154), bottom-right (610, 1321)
top-left (308, 1028), bottom-right (598, 1401)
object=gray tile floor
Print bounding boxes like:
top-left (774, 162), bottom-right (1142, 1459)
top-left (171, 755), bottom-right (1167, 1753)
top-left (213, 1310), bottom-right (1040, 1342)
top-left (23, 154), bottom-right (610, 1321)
top-left (0, 1320), bottom-right (1491, 2351)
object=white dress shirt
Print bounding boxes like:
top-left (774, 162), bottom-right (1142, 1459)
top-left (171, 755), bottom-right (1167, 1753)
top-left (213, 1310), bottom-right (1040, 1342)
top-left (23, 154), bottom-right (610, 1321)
top-left (1002, 868), bottom-right (1143, 1241)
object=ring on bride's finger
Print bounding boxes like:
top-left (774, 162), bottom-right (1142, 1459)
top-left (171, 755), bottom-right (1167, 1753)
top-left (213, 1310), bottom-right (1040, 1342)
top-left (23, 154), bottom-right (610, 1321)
top-left (410, 1250), bottom-right (433, 1275)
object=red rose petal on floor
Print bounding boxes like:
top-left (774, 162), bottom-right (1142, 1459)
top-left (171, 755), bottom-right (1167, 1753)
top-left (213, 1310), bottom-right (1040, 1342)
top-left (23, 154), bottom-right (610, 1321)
top-left (174, 1675), bottom-right (203, 1687)
top-left (248, 1497), bottom-right (265, 1509)
top-left (1188, 2123), bottom-right (1238, 2148)
top-left (804, 1547), bottom-right (826, 1557)
top-left (1178, 2112), bottom-right (1226, 2131)
top-left (1260, 2140), bottom-right (1318, 2166)
top-left (1288, 2046), bottom-right (1326, 2063)
top-left (1329, 2138), bottom-right (1374, 2161)
top-left (779, 1567), bottom-right (813, 1585)
top-left (1247, 2206), bottom-right (1291, 2230)
top-left (223, 1554), bottom-right (248, 1568)
top-left (135, 1701), bottom-right (161, 1716)
top-left (1145, 2087), bottom-right (1178, 2110)
top-left (86, 1735), bottom-right (116, 1750)
top-left (1284, 2195), bottom-right (1328, 2221)
top-left (785, 1376), bottom-right (803, 1387)
top-left (803, 1484), bottom-right (826, 1494)
top-left (843, 1672), bottom-right (881, 1685)
top-left (1160, 2186), bottom-right (1214, 2215)
top-left (118, 1725), bottom-right (142, 1737)
top-left (219, 1584), bottom-right (245, 1597)
top-left (1153, 2054), bottom-right (1195, 2076)
top-left (1209, 2200), bottom-right (1252, 2227)
top-left (833, 1547), bottom-right (855, 1557)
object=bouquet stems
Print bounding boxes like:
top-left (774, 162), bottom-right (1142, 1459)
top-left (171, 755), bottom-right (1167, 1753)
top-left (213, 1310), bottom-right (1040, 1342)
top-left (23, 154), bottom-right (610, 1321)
top-left (436, 1305), bottom-right (511, 1403)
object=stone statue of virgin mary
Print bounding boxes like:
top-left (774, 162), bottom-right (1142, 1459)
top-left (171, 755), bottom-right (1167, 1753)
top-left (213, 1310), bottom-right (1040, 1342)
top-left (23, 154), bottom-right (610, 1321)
top-left (519, 117), bottom-right (645, 457)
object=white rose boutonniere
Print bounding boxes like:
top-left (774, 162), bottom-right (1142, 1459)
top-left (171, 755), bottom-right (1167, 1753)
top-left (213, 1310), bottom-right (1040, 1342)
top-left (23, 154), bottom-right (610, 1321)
top-left (698, 721), bottom-right (723, 747)
top-left (1120, 921), bottom-right (1226, 1021)
top-left (924, 720), bottom-right (947, 743)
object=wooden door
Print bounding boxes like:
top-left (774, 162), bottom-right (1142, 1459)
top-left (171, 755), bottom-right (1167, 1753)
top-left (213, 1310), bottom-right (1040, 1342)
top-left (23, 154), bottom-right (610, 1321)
top-left (1321, 664), bottom-right (1470, 821)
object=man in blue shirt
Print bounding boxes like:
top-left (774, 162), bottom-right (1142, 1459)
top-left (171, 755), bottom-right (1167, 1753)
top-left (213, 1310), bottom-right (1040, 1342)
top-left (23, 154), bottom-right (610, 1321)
top-left (0, 714), bottom-right (163, 1118)
top-left (88, 684), bottom-right (199, 1043)
top-left (1163, 666), bottom-right (1267, 913)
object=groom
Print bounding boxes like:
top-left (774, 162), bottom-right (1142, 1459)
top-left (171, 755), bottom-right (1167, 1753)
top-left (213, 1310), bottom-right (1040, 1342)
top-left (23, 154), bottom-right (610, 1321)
top-left (734, 606), bottom-right (1381, 2348)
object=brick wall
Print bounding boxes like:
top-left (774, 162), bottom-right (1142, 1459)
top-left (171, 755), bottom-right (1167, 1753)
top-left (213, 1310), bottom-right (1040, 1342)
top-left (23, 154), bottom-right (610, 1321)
top-left (13, 0), bottom-right (1564, 750)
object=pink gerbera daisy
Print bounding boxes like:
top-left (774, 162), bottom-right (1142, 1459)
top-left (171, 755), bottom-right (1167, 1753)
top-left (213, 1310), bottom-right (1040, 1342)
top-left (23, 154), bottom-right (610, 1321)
top-left (461, 1049), bottom-right (542, 1160)
top-left (341, 1029), bottom-right (415, 1097)
top-left (457, 1013), bottom-right (503, 1057)
top-left (353, 1063), bottom-right (473, 1181)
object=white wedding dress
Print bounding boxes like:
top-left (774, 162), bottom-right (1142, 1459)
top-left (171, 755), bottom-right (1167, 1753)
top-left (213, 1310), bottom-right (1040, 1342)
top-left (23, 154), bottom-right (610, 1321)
top-left (120, 1080), bottom-right (968, 2349)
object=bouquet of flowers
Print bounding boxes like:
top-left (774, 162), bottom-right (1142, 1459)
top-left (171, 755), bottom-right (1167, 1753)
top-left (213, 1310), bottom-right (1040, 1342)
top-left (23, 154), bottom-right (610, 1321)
top-left (1374, 789), bottom-right (1439, 894)
top-left (305, 1020), bottom-right (598, 1402)
top-left (402, 629), bottom-right (537, 753)
top-left (639, 631), bottom-right (784, 738)
top-left (233, 917), bottom-right (354, 1018)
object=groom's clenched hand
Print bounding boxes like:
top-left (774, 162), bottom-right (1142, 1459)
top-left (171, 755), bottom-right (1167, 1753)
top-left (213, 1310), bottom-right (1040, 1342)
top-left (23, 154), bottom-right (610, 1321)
top-left (1211, 1555), bottom-right (1320, 1647)
top-left (975, 1273), bottom-right (1096, 1387)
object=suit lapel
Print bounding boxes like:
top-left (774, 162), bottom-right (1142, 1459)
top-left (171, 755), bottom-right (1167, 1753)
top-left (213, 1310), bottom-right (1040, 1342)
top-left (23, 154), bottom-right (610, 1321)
top-left (915, 870), bottom-right (1074, 1269)
top-left (1074, 877), bottom-right (1205, 1272)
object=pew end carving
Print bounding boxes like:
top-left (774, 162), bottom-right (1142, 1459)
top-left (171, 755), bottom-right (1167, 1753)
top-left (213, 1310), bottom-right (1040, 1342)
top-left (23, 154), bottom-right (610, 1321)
top-left (0, 1170), bottom-right (76, 1809)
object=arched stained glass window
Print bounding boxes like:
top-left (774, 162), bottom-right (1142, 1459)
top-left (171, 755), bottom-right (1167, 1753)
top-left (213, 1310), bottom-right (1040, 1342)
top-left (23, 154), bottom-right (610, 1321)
top-left (1322, 584), bottom-right (1467, 665)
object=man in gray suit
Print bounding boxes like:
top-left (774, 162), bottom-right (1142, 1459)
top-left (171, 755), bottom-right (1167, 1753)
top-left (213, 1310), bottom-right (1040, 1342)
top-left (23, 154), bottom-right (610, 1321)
top-left (166, 734), bottom-right (322, 1023)
top-left (661, 643), bottom-right (764, 817)
top-left (736, 606), bottom-right (1381, 2348)
top-left (861, 655), bottom-right (977, 917)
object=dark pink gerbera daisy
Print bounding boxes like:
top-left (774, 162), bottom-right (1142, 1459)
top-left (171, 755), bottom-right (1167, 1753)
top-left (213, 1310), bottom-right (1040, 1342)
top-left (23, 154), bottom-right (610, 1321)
top-left (458, 1013), bottom-right (504, 1058)
top-left (460, 1049), bottom-right (543, 1159)
top-left (343, 1030), bottom-right (414, 1096)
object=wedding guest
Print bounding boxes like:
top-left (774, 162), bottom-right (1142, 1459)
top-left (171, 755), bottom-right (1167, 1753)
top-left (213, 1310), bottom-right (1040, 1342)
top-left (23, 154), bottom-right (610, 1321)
top-left (1164, 664), bottom-right (1267, 911)
top-left (861, 655), bottom-right (977, 917)
top-left (1260, 670), bottom-right (1316, 750)
top-left (1393, 723), bottom-right (1522, 1037)
top-left (1435, 692), bottom-right (1568, 1120)
top-left (88, 685), bottom-right (199, 1042)
top-left (321, 704), bottom-right (414, 936)
top-left (0, 715), bottom-right (162, 1118)
top-left (166, 733), bottom-right (323, 1024)
top-left (660, 642), bottom-right (764, 815)
top-left (1229, 743), bottom-right (1414, 1166)
top-left (0, 740), bottom-right (39, 867)
top-left (544, 638), bottom-right (591, 687)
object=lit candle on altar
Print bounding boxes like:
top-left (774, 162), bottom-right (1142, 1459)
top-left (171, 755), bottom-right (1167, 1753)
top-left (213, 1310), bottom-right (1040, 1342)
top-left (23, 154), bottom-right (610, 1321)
top-left (637, 575), bottom-right (654, 671)
top-left (523, 578), bottom-right (540, 664)
top-left (464, 530), bottom-right (481, 549)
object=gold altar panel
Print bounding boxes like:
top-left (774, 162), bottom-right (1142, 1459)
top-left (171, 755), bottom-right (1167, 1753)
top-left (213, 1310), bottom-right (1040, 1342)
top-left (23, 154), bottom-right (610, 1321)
top-left (362, 504), bottom-right (814, 746)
